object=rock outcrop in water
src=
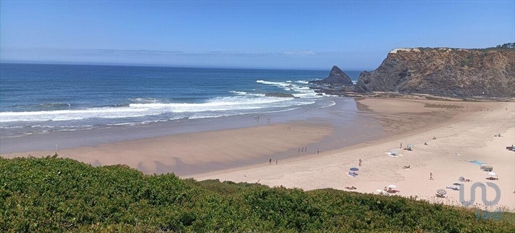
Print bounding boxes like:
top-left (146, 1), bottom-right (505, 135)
top-left (355, 48), bottom-right (515, 98)
top-left (310, 66), bottom-right (354, 86)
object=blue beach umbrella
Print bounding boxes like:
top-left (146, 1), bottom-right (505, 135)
top-left (350, 167), bottom-right (359, 171)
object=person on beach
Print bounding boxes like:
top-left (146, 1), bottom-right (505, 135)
top-left (276, 159), bottom-right (278, 165)
top-left (317, 148), bottom-right (319, 154)
top-left (359, 159), bottom-right (362, 166)
top-left (269, 158), bottom-right (272, 164)
top-left (400, 143), bottom-right (402, 149)
top-left (430, 172), bottom-right (434, 180)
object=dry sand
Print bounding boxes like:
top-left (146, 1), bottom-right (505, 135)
top-left (191, 98), bottom-right (515, 211)
top-left (2, 97), bottom-right (514, 211)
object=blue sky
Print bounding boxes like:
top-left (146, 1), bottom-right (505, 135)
top-left (1, 0), bottom-right (513, 70)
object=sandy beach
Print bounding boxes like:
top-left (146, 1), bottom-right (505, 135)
top-left (190, 98), bottom-right (515, 211)
top-left (2, 97), bottom-right (514, 211)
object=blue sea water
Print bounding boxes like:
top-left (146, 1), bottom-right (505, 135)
top-left (0, 63), bottom-right (361, 138)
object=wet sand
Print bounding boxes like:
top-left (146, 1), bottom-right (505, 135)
top-left (2, 97), bottom-right (514, 211)
top-left (1, 97), bottom-right (383, 175)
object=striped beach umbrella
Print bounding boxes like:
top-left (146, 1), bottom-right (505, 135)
top-left (437, 189), bottom-right (447, 196)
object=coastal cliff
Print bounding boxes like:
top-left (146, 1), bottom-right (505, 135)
top-left (355, 48), bottom-right (515, 98)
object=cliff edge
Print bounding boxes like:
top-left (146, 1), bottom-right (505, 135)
top-left (355, 48), bottom-right (515, 97)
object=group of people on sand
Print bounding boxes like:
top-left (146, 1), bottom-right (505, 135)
top-left (254, 116), bottom-right (272, 124)
top-left (347, 159), bottom-right (363, 189)
top-left (298, 147), bottom-right (320, 154)
top-left (268, 158), bottom-right (278, 165)
top-left (348, 135), bottom-right (444, 193)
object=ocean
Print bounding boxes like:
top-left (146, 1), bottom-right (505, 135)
top-left (0, 63), bottom-right (361, 139)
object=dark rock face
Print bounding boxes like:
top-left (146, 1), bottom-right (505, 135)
top-left (310, 66), bottom-right (354, 86)
top-left (355, 48), bottom-right (515, 97)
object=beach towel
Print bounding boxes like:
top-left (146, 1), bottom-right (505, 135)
top-left (469, 160), bottom-right (484, 165)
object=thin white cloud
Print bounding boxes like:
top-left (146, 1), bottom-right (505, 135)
top-left (1, 48), bottom-right (320, 59)
top-left (283, 51), bottom-right (317, 56)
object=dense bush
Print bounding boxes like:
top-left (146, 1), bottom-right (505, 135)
top-left (1, 157), bottom-right (514, 232)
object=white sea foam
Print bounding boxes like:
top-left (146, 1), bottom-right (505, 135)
top-left (1, 78), bottom-right (322, 124)
top-left (129, 98), bottom-right (160, 103)
top-left (0, 94), bottom-right (314, 123)
top-left (256, 80), bottom-right (292, 88)
top-left (256, 79), bottom-right (321, 99)
top-left (230, 91), bottom-right (247, 95)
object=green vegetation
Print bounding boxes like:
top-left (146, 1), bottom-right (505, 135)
top-left (1, 157), bottom-right (514, 232)
top-left (493, 43), bottom-right (515, 49)
top-left (415, 43), bottom-right (515, 53)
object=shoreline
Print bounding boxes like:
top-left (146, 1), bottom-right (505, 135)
top-left (2, 97), bottom-right (514, 210)
top-left (2, 97), bottom-right (384, 176)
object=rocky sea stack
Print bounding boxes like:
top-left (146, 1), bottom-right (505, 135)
top-left (310, 66), bottom-right (354, 86)
top-left (355, 47), bottom-right (515, 98)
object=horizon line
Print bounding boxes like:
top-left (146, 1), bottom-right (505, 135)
top-left (0, 60), bottom-right (372, 72)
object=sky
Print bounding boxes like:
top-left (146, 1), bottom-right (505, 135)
top-left (0, 0), bottom-right (514, 70)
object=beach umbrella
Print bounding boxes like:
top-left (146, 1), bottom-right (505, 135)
top-left (459, 176), bottom-right (465, 182)
top-left (387, 184), bottom-right (397, 189)
top-left (437, 189), bottom-right (447, 196)
top-left (350, 167), bottom-right (359, 171)
top-left (488, 172), bottom-right (497, 177)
